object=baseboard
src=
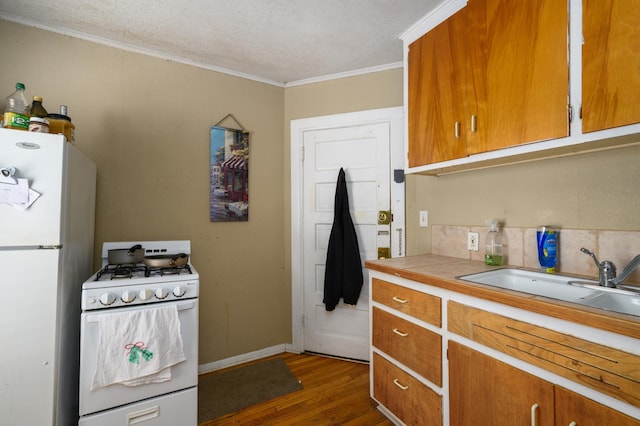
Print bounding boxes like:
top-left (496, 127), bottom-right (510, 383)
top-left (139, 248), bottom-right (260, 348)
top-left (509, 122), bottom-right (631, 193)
top-left (198, 344), bottom-right (300, 375)
top-left (303, 350), bottom-right (369, 364)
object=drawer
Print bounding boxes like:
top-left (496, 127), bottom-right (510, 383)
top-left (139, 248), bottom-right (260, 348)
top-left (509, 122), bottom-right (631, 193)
top-left (372, 306), bottom-right (442, 386)
top-left (448, 301), bottom-right (640, 407)
top-left (373, 352), bottom-right (442, 426)
top-left (372, 278), bottom-right (441, 327)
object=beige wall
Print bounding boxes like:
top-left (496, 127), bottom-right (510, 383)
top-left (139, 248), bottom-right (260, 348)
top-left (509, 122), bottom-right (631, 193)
top-left (0, 20), bottom-right (287, 364)
top-left (406, 144), bottom-right (640, 256)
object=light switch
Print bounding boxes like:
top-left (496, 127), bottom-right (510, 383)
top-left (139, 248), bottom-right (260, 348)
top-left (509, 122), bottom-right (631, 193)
top-left (419, 210), bottom-right (428, 227)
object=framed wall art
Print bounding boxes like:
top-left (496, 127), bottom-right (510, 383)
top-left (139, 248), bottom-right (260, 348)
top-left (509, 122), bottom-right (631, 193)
top-left (210, 118), bottom-right (249, 222)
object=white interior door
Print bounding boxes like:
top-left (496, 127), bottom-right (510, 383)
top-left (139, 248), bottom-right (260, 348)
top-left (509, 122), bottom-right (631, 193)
top-left (290, 107), bottom-right (404, 362)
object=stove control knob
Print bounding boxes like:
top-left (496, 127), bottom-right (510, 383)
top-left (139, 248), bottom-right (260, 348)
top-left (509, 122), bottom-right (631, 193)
top-left (121, 290), bottom-right (136, 303)
top-left (139, 289), bottom-right (154, 301)
top-left (155, 288), bottom-right (169, 299)
top-left (99, 292), bottom-right (116, 306)
top-left (173, 285), bottom-right (186, 297)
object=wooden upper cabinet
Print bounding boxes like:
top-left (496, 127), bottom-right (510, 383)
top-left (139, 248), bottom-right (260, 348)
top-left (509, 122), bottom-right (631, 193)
top-left (408, 0), bottom-right (569, 167)
top-left (582, 0), bottom-right (640, 133)
top-left (408, 8), bottom-right (468, 166)
top-left (466, 0), bottom-right (569, 154)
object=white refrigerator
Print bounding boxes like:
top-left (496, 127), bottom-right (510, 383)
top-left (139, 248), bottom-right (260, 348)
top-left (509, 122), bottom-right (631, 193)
top-left (0, 128), bottom-right (97, 426)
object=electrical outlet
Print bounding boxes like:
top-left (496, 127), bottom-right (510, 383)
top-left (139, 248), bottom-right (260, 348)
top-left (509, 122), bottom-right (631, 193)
top-left (419, 210), bottom-right (428, 227)
top-left (467, 232), bottom-right (479, 251)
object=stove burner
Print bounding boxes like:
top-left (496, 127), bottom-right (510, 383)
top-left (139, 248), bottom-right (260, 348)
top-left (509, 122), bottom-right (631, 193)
top-left (145, 264), bottom-right (192, 277)
top-left (111, 268), bottom-right (132, 279)
top-left (95, 263), bottom-right (146, 280)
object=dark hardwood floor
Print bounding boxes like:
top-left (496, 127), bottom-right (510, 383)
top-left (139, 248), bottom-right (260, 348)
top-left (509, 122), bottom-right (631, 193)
top-left (199, 352), bottom-right (393, 425)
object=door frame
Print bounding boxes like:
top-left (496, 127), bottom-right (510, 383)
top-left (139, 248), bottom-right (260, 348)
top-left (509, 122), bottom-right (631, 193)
top-left (290, 106), bottom-right (404, 354)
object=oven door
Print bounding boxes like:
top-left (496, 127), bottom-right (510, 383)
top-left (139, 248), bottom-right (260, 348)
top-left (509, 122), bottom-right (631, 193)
top-left (79, 299), bottom-right (198, 416)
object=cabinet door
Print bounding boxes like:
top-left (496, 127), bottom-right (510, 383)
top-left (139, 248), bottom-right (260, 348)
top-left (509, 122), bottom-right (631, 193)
top-left (408, 7), bottom-right (468, 166)
top-left (555, 386), bottom-right (640, 426)
top-left (448, 341), bottom-right (554, 426)
top-left (466, 0), bottom-right (569, 155)
top-left (582, 0), bottom-right (640, 133)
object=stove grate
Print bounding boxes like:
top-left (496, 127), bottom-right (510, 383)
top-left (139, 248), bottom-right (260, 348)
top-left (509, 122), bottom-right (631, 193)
top-left (95, 263), bottom-right (192, 280)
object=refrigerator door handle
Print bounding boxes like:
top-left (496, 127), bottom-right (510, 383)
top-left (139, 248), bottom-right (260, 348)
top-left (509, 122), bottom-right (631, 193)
top-left (0, 245), bottom-right (61, 251)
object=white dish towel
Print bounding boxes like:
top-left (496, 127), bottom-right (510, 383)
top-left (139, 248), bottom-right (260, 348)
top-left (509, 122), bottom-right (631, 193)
top-left (91, 304), bottom-right (186, 390)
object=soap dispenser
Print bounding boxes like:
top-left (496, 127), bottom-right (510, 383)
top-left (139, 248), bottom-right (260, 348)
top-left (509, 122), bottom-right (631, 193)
top-left (484, 220), bottom-right (504, 266)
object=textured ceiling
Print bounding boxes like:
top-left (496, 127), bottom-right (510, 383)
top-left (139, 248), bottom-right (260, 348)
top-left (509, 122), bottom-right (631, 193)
top-left (0, 0), bottom-right (439, 86)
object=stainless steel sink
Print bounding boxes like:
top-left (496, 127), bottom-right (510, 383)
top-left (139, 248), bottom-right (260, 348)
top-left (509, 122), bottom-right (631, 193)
top-left (457, 268), bottom-right (640, 317)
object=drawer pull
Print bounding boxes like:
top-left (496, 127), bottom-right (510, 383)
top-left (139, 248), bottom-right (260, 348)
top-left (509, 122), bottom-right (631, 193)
top-left (392, 296), bottom-right (408, 304)
top-left (568, 423), bottom-right (576, 426)
top-left (392, 328), bottom-right (408, 337)
top-left (127, 405), bottom-right (159, 424)
top-left (531, 403), bottom-right (539, 426)
top-left (393, 378), bottom-right (409, 390)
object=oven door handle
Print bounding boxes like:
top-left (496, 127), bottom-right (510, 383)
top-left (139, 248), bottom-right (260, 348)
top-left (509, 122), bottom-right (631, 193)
top-left (86, 301), bottom-right (196, 323)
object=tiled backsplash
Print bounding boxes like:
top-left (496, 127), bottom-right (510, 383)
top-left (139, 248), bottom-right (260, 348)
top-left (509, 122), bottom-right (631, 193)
top-left (431, 225), bottom-right (640, 284)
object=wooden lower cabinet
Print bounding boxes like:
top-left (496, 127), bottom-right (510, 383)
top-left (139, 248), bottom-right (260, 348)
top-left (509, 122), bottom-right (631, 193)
top-left (555, 386), bottom-right (640, 426)
top-left (448, 301), bottom-right (640, 407)
top-left (368, 275), bottom-right (639, 425)
top-left (448, 341), bottom-right (554, 426)
top-left (373, 353), bottom-right (442, 426)
top-left (449, 341), bottom-right (640, 426)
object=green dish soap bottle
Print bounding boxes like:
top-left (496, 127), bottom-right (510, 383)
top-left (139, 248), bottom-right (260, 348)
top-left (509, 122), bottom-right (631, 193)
top-left (484, 220), bottom-right (504, 266)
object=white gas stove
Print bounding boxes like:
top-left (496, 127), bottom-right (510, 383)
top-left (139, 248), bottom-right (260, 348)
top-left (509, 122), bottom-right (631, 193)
top-left (82, 240), bottom-right (199, 311)
top-left (79, 240), bottom-right (199, 425)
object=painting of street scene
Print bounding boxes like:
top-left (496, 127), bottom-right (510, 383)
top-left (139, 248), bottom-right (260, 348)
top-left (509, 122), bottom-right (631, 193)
top-left (210, 125), bottom-right (249, 222)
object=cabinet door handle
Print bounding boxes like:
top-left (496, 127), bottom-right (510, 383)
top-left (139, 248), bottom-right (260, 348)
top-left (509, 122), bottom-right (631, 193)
top-left (392, 296), bottom-right (408, 304)
top-left (471, 115), bottom-right (477, 133)
top-left (454, 121), bottom-right (461, 139)
top-left (531, 403), bottom-right (539, 426)
top-left (392, 328), bottom-right (408, 337)
top-left (393, 378), bottom-right (409, 390)
top-left (568, 422), bottom-right (576, 426)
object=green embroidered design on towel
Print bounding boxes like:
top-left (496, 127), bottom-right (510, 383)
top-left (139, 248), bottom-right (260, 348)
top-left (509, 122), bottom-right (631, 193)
top-left (125, 342), bottom-right (154, 364)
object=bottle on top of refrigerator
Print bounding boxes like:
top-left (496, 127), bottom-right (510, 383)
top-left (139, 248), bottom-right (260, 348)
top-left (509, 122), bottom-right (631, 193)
top-left (484, 220), bottom-right (504, 266)
top-left (30, 96), bottom-right (48, 117)
top-left (3, 82), bottom-right (30, 131)
top-left (29, 96), bottom-right (50, 133)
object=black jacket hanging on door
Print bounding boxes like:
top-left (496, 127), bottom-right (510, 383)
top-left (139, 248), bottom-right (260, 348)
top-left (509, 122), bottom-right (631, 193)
top-left (323, 168), bottom-right (363, 311)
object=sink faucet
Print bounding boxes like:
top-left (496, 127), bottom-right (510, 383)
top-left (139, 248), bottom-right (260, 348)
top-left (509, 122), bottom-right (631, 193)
top-left (580, 248), bottom-right (640, 288)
